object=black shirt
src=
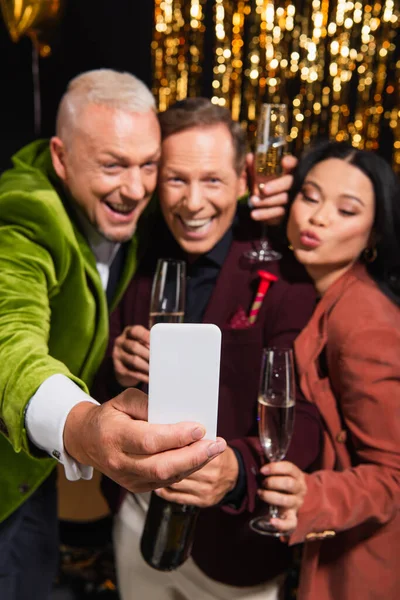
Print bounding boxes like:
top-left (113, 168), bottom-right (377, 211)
top-left (176, 221), bottom-right (246, 508)
top-left (185, 227), bottom-right (233, 323)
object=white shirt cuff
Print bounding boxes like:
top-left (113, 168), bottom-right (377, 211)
top-left (25, 374), bottom-right (100, 481)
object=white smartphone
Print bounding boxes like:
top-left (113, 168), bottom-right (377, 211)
top-left (148, 323), bottom-right (221, 440)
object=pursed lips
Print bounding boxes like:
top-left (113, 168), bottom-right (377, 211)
top-left (299, 229), bottom-right (321, 248)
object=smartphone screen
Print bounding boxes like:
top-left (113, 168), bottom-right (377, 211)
top-left (148, 323), bottom-right (221, 440)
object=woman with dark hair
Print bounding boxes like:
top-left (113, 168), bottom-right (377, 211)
top-left (257, 140), bottom-right (400, 599)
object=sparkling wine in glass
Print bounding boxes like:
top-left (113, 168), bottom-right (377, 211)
top-left (149, 259), bottom-right (186, 328)
top-left (250, 348), bottom-right (296, 536)
top-left (245, 103), bottom-right (288, 263)
top-left (142, 258), bottom-right (201, 570)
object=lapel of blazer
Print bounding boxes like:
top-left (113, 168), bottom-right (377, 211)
top-left (109, 236), bottom-right (139, 312)
top-left (295, 301), bottom-right (327, 383)
top-left (40, 172), bottom-right (109, 384)
top-left (294, 268), bottom-right (360, 469)
top-left (294, 299), bottom-right (341, 469)
top-left (55, 183), bottom-right (108, 330)
top-left (202, 218), bottom-right (262, 327)
top-left (70, 221), bottom-right (110, 383)
top-left (69, 218), bottom-right (106, 307)
top-left (295, 266), bottom-right (360, 384)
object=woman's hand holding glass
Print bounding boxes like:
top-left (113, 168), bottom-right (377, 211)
top-left (250, 348), bottom-right (298, 536)
top-left (257, 461), bottom-right (307, 535)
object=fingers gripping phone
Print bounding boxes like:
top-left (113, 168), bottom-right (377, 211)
top-left (148, 324), bottom-right (221, 440)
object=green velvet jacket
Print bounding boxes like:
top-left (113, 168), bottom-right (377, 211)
top-left (0, 140), bottom-right (141, 523)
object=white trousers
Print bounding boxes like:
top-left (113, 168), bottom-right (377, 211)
top-left (113, 493), bottom-right (283, 600)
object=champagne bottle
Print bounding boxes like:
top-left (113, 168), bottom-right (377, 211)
top-left (140, 492), bottom-right (200, 571)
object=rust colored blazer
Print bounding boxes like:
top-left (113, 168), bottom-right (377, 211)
top-left (289, 263), bottom-right (400, 600)
top-left (96, 208), bottom-right (322, 587)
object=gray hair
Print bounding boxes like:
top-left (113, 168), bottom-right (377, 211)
top-left (56, 69), bottom-right (156, 141)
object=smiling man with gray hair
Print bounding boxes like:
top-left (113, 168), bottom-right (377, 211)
top-left (0, 69), bottom-right (226, 600)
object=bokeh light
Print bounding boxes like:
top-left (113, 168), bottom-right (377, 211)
top-left (152, 0), bottom-right (400, 170)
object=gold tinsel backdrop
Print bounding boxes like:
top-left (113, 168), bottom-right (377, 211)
top-left (151, 0), bottom-right (400, 170)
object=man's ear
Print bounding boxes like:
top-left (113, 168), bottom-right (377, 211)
top-left (49, 137), bottom-right (67, 182)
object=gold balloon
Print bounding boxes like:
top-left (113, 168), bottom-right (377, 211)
top-left (0, 0), bottom-right (64, 56)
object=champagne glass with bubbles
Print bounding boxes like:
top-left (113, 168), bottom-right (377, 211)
top-left (143, 258), bottom-right (202, 572)
top-left (149, 258), bottom-right (186, 328)
top-left (245, 103), bottom-right (288, 263)
top-left (250, 348), bottom-right (296, 536)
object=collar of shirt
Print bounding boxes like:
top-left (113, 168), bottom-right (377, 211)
top-left (74, 208), bottom-right (120, 291)
top-left (184, 225), bottom-right (234, 323)
top-left (187, 225), bottom-right (233, 271)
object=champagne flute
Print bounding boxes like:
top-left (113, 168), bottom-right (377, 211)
top-left (149, 258), bottom-right (186, 328)
top-left (245, 103), bottom-right (288, 263)
top-left (142, 258), bottom-right (200, 571)
top-left (250, 348), bottom-right (296, 536)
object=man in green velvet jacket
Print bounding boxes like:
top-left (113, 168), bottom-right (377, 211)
top-left (0, 69), bottom-right (226, 600)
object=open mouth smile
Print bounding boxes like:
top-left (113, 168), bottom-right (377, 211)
top-left (105, 201), bottom-right (136, 215)
top-left (178, 216), bottom-right (214, 233)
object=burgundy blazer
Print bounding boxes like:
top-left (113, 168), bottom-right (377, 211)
top-left (95, 209), bottom-right (322, 587)
top-left (289, 264), bottom-right (400, 600)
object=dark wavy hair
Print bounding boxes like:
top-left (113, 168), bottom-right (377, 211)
top-left (285, 140), bottom-right (400, 306)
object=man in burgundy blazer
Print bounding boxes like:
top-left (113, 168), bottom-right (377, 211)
top-left (96, 98), bottom-right (322, 599)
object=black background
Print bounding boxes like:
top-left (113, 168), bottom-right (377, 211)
top-left (0, 1), bottom-right (154, 170)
